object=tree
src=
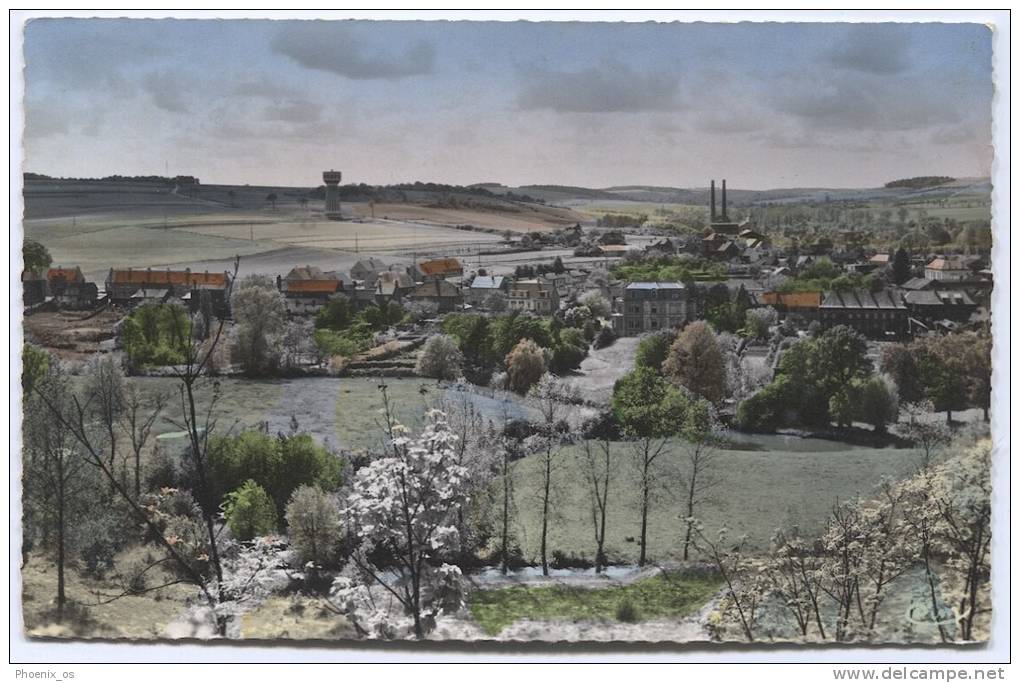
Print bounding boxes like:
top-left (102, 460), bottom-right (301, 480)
top-left (580, 436), bottom-right (614, 573)
top-left (83, 356), bottom-right (125, 493)
top-left (224, 480), bottom-right (279, 541)
top-left (23, 239), bottom-right (52, 271)
top-left (415, 334), bottom-right (463, 380)
top-left (881, 343), bottom-right (924, 404)
top-left (266, 192), bottom-right (278, 209)
top-left (528, 374), bottom-right (576, 575)
top-left (901, 401), bottom-right (952, 468)
top-left (579, 291), bottom-right (611, 319)
top-left (965, 335), bottom-right (993, 422)
top-left (857, 376), bottom-right (899, 433)
top-left (315, 293), bottom-right (353, 330)
top-left (337, 411), bottom-right (469, 639)
top-left (612, 366), bottom-right (695, 566)
top-left (677, 404), bottom-right (720, 561)
top-left (743, 307), bottom-right (778, 342)
top-left (892, 248), bottom-right (911, 284)
top-left (22, 365), bottom-right (93, 618)
top-left (285, 485), bottom-right (342, 568)
top-left (21, 343), bottom-right (50, 394)
top-left (548, 327), bottom-right (587, 374)
top-left (914, 334), bottom-right (970, 424)
top-left (505, 338), bottom-right (546, 394)
top-left (663, 321), bottom-right (728, 404)
top-left (121, 382), bottom-right (167, 498)
top-left (634, 331), bottom-right (673, 372)
top-left (230, 275), bottom-right (287, 375)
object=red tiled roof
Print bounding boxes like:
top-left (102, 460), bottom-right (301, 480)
top-left (418, 258), bottom-right (462, 276)
top-left (760, 291), bottom-right (822, 309)
top-left (110, 269), bottom-right (228, 287)
top-left (284, 279), bottom-right (341, 294)
top-left (47, 267), bottom-right (84, 283)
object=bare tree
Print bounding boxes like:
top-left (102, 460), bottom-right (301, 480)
top-left (121, 383), bottom-right (167, 498)
top-left (678, 411), bottom-right (721, 561)
top-left (22, 366), bottom-right (93, 619)
top-left (84, 355), bottom-right (125, 492)
top-left (528, 374), bottom-right (575, 575)
top-left (580, 436), bottom-right (614, 573)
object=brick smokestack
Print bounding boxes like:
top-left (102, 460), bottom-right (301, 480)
top-left (710, 180), bottom-right (716, 222)
top-left (722, 179), bottom-right (728, 220)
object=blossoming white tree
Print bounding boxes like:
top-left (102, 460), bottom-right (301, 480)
top-left (334, 410), bottom-right (470, 639)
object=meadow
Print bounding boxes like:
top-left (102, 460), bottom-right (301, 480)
top-left (509, 437), bottom-right (919, 563)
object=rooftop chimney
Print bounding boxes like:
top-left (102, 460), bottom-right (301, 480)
top-left (710, 180), bottom-right (717, 222)
top-left (722, 179), bottom-right (728, 221)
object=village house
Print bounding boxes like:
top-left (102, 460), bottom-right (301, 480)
top-left (277, 266), bottom-right (343, 316)
top-left (508, 279), bottom-right (560, 315)
top-left (349, 257), bottom-right (389, 283)
top-left (48, 267), bottom-right (97, 310)
top-left (902, 289), bottom-right (978, 327)
top-left (924, 256), bottom-right (970, 281)
top-left (616, 282), bottom-right (687, 336)
top-left (818, 289), bottom-right (908, 339)
top-left (466, 275), bottom-right (508, 307)
top-left (416, 257), bottom-right (463, 282)
top-left (374, 270), bottom-right (416, 304)
top-left (106, 268), bottom-right (231, 314)
top-left (407, 279), bottom-right (463, 313)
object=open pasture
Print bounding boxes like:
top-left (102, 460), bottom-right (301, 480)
top-left (511, 437), bottom-right (919, 564)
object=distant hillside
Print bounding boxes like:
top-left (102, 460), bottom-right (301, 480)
top-left (884, 176), bottom-right (955, 190)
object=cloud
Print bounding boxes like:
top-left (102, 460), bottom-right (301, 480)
top-left (262, 99), bottom-right (322, 123)
top-left (517, 62), bottom-right (681, 113)
top-left (142, 71), bottom-right (190, 113)
top-left (231, 80), bottom-right (300, 99)
top-left (825, 24), bottom-right (912, 75)
top-left (24, 101), bottom-right (68, 138)
top-left (770, 72), bottom-right (963, 132)
top-left (271, 22), bottom-right (435, 80)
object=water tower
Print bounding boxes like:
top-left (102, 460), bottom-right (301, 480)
top-left (323, 169), bottom-right (342, 220)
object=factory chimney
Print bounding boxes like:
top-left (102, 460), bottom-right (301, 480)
top-left (710, 180), bottom-right (717, 222)
top-left (721, 179), bottom-right (728, 221)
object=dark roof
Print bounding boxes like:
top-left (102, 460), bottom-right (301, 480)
top-left (625, 282), bottom-right (685, 290)
top-left (820, 289), bottom-right (906, 310)
top-left (903, 290), bottom-right (976, 307)
top-left (900, 277), bottom-right (936, 290)
top-left (410, 279), bottom-right (461, 299)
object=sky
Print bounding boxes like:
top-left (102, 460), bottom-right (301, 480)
top-left (21, 19), bottom-right (995, 189)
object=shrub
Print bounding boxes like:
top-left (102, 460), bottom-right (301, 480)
top-left (415, 334), bottom-right (463, 380)
top-left (224, 480), bottom-right (279, 541)
top-left (120, 303), bottom-right (192, 368)
top-left (208, 431), bottom-right (343, 519)
top-left (579, 291), bottom-right (611, 319)
top-left (616, 598), bottom-right (640, 623)
top-left (285, 485), bottom-right (342, 568)
top-left (593, 325), bottom-right (616, 349)
top-left (505, 339), bottom-right (546, 394)
top-left (634, 331), bottom-right (673, 372)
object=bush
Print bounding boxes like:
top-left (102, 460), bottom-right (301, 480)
top-left (285, 485), bottom-right (342, 568)
top-left (593, 325), bottom-right (616, 349)
top-left (616, 598), bottom-right (640, 623)
top-left (415, 334), bottom-right (463, 380)
top-left (505, 339), bottom-right (546, 394)
top-left (548, 327), bottom-right (588, 374)
top-left (120, 303), bottom-right (192, 368)
top-left (208, 431), bottom-right (343, 519)
top-left (224, 480), bottom-right (279, 541)
top-left (75, 508), bottom-right (125, 578)
top-left (579, 291), bottom-right (611, 319)
top-left (634, 331), bottom-right (673, 372)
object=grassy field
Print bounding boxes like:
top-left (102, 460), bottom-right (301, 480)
top-left (21, 550), bottom-right (196, 639)
top-left (510, 438), bottom-right (919, 563)
top-left (469, 572), bottom-right (722, 636)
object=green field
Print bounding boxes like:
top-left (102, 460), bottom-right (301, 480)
top-left (510, 437), bottom-right (918, 563)
top-left (469, 572), bottom-right (722, 636)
